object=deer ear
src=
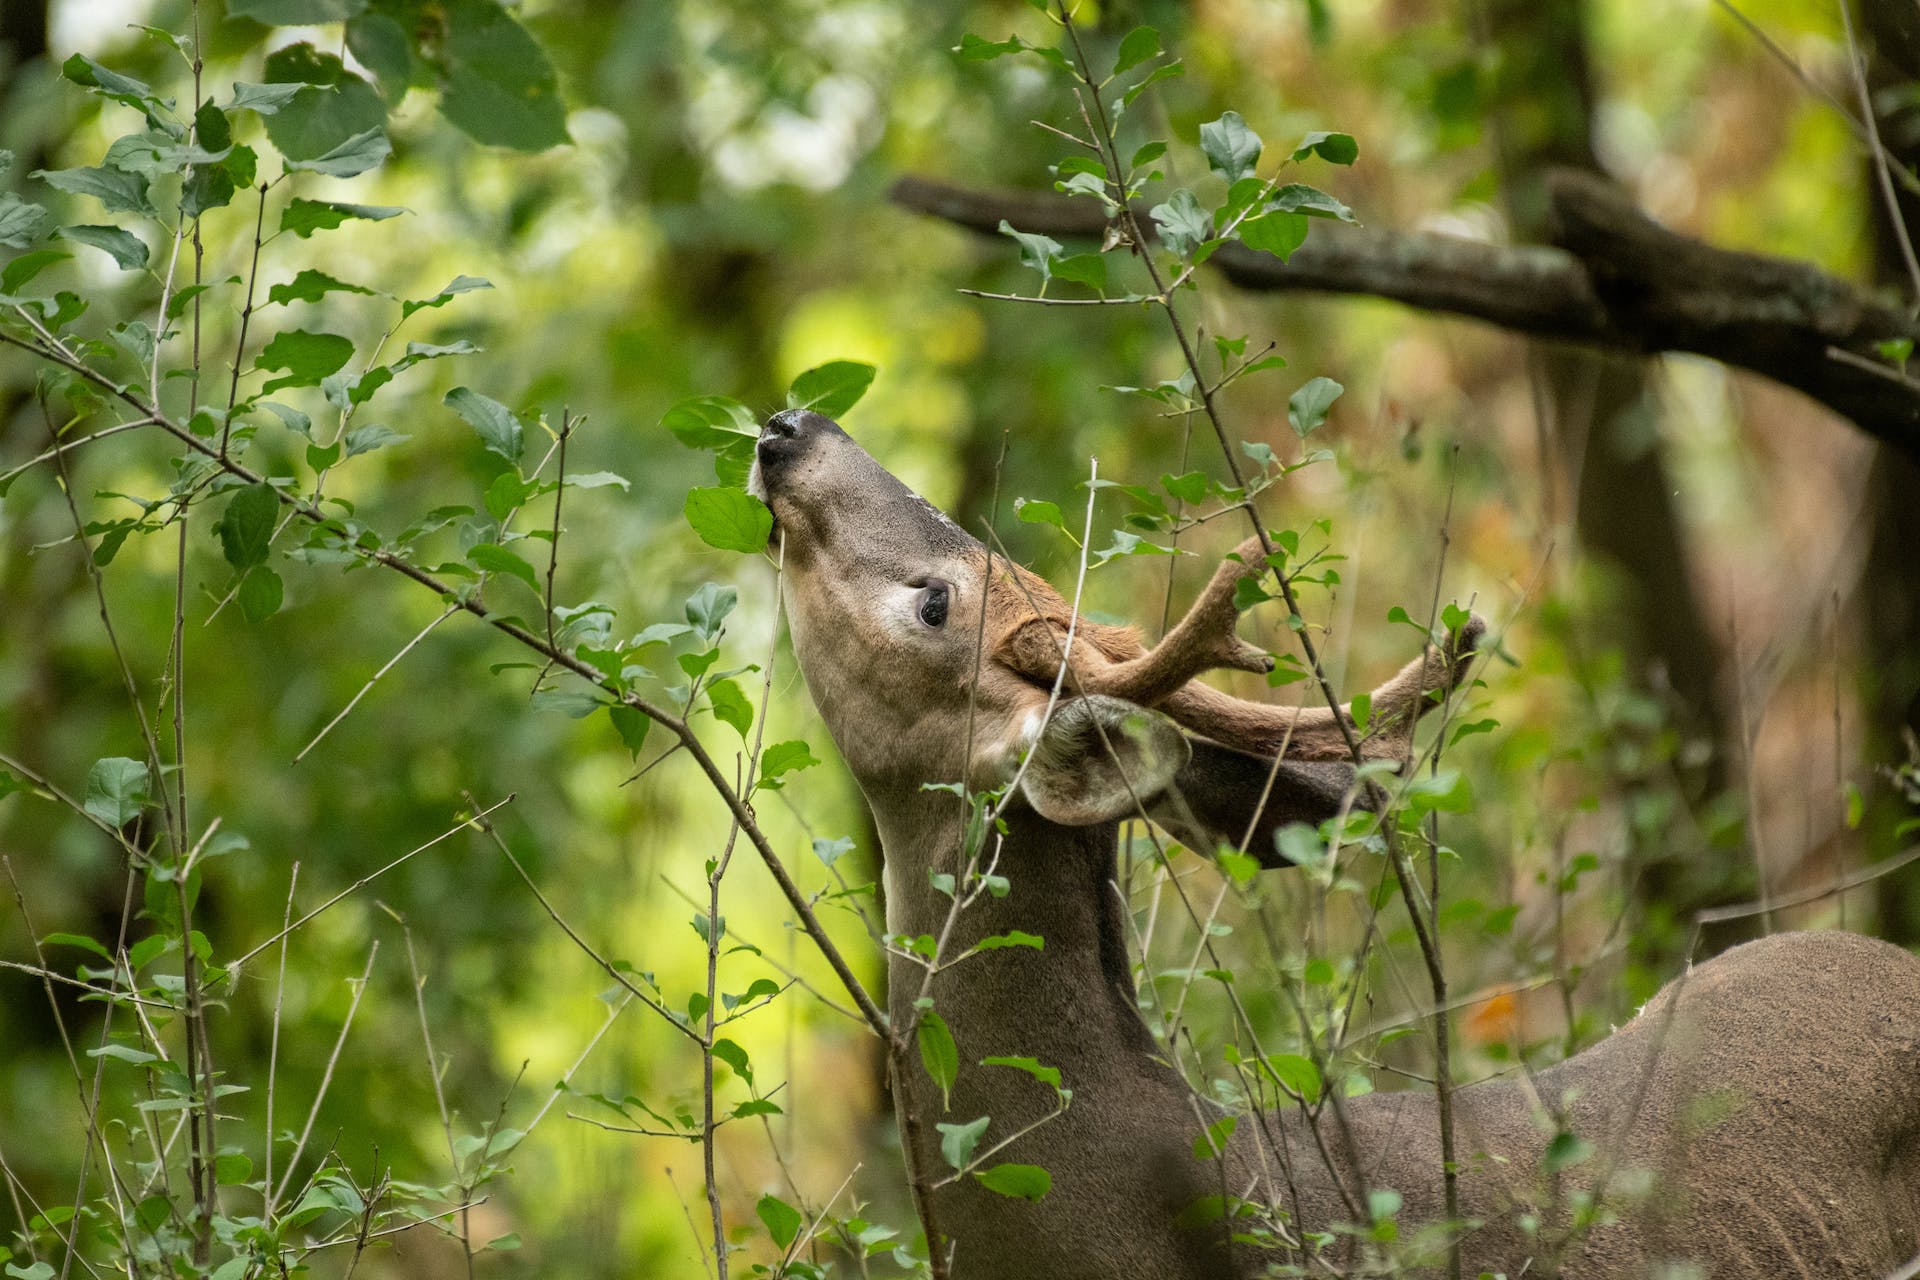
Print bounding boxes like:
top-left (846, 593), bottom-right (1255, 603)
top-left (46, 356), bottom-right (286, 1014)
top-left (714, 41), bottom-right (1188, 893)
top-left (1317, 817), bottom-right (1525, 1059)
top-left (1019, 695), bottom-right (1191, 827)
top-left (1150, 738), bottom-right (1355, 868)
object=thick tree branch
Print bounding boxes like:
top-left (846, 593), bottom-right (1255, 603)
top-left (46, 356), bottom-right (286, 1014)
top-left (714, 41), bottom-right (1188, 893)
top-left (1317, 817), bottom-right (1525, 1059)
top-left (890, 170), bottom-right (1920, 457)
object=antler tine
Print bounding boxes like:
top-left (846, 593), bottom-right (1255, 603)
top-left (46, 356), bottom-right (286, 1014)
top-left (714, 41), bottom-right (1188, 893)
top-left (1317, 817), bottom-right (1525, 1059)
top-left (1160, 613), bottom-right (1485, 762)
top-left (998, 536), bottom-right (1275, 704)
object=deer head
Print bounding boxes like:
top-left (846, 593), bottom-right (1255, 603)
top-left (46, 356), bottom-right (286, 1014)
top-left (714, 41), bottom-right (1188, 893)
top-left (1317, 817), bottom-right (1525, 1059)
top-left (751, 407), bottom-right (1480, 857)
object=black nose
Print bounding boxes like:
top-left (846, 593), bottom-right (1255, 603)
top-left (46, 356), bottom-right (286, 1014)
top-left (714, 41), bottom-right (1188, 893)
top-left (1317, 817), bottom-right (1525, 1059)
top-left (762, 409), bottom-right (840, 441)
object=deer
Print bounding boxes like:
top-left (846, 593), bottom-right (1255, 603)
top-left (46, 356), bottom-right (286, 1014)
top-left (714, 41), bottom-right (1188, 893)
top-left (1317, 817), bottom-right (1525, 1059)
top-left (749, 407), bottom-right (1920, 1279)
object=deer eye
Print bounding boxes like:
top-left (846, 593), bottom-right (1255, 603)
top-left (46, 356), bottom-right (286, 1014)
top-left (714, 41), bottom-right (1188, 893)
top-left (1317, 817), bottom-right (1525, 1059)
top-left (917, 580), bottom-right (951, 628)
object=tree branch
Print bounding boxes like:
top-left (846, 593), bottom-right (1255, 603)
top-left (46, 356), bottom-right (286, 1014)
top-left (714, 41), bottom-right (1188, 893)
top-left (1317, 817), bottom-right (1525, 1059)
top-left (890, 170), bottom-right (1920, 457)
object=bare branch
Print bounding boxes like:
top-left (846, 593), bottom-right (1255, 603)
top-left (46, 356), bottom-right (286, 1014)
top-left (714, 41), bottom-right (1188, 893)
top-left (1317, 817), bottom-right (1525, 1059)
top-left (890, 171), bottom-right (1920, 456)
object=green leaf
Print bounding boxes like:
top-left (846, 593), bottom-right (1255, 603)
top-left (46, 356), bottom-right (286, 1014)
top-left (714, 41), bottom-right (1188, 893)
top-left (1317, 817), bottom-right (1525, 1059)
top-left (970, 931), bottom-right (1043, 952)
top-left (84, 757), bottom-right (151, 828)
top-left (974, 1163), bottom-right (1051, 1201)
top-left (87, 1043), bottom-right (159, 1066)
top-left (684, 487), bottom-right (772, 554)
top-left (230, 0), bottom-right (368, 21)
top-left (55, 225), bottom-right (147, 270)
top-left (33, 165), bottom-right (153, 217)
top-left (283, 126), bottom-right (390, 178)
top-left (998, 219), bottom-right (1062, 282)
top-left (437, 0), bottom-right (570, 151)
top-left (1051, 252), bottom-right (1107, 290)
top-left (280, 198), bottom-right (405, 238)
top-left (444, 386), bottom-right (525, 461)
top-left (938, 1115), bottom-right (991, 1171)
top-left (43, 932), bottom-right (112, 962)
top-left (812, 836), bottom-right (854, 867)
top-left (227, 81), bottom-right (305, 115)
top-left (1114, 26), bottom-right (1161, 75)
top-left (217, 483), bottom-right (279, 570)
top-left (1292, 130), bottom-right (1359, 165)
top-left (215, 1153), bottom-right (254, 1185)
top-left (1239, 210), bottom-right (1309, 261)
top-left (608, 705), bottom-right (650, 757)
top-left (1543, 1130), bottom-right (1594, 1173)
top-left (1193, 1114), bottom-right (1237, 1159)
top-left (705, 678), bottom-right (753, 738)
top-left (401, 274), bottom-right (492, 319)
top-left (981, 1055), bottom-right (1063, 1093)
top-left (255, 329), bottom-right (353, 391)
top-left (344, 424), bottom-right (406, 457)
top-left (262, 43), bottom-right (386, 163)
top-left (530, 690), bottom-right (601, 718)
top-left (787, 360), bottom-right (876, 419)
top-left (755, 1193), bottom-right (804, 1251)
top-left (346, 14), bottom-right (414, 100)
top-left (756, 740), bottom-right (819, 790)
top-left (1149, 188), bottom-right (1210, 259)
top-left (1120, 61), bottom-right (1184, 108)
top-left (1288, 376), bottom-right (1343, 436)
top-left (468, 543), bottom-right (541, 595)
top-left (685, 582), bottom-right (738, 639)
top-left (1405, 768), bottom-right (1472, 813)
top-left (663, 395), bottom-right (758, 450)
top-left (61, 53), bottom-right (159, 105)
top-left (267, 268), bottom-right (376, 307)
top-left (917, 1011), bottom-right (959, 1107)
top-left (1270, 183), bottom-right (1356, 223)
top-left (0, 191), bottom-right (47, 249)
top-left (238, 566), bottom-right (284, 623)
top-left (1014, 497), bottom-right (1064, 530)
top-left (1264, 1052), bottom-right (1322, 1102)
top-left (1199, 111), bottom-right (1262, 183)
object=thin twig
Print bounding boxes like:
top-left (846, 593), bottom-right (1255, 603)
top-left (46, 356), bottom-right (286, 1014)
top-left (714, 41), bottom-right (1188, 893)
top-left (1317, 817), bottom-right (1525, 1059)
top-left (270, 942), bottom-right (378, 1211)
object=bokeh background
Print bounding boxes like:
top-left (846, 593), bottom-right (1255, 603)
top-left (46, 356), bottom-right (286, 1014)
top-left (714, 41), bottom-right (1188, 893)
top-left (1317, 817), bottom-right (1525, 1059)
top-left (2, 0), bottom-right (1917, 1274)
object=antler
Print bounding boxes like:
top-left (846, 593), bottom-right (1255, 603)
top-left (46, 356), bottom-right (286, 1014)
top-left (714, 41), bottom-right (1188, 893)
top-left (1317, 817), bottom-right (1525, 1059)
top-left (1000, 535), bottom-right (1484, 763)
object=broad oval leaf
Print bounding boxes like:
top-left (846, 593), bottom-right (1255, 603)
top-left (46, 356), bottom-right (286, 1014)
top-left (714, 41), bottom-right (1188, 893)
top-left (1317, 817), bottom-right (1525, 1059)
top-left (683, 487), bottom-right (771, 554)
top-left (84, 757), bottom-right (151, 828)
top-left (787, 360), bottom-right (876, 419)
top-left (974, 1162), bottom-right (1051, 1201)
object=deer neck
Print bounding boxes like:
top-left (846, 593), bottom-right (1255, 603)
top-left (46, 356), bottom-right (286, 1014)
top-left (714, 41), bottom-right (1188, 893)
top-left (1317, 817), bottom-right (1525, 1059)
top-left (872, 795), bottom-right (1158, 1097)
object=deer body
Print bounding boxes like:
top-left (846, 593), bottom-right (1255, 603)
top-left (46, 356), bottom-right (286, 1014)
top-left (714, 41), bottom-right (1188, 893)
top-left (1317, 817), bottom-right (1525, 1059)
top-left (752, 409), bottom-right (1920, 1278)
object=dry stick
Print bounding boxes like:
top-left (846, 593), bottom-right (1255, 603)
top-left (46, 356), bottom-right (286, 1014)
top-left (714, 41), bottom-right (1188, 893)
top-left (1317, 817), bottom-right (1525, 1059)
top-left (293, 605), bottom-right (460, 764)
top-left (1839, 0), bottom-right (1920, 305)
top-left (468, 798), bottom-right (699, 1043)
top-left (231, 798), bottom-right (514, 970)
top-left (262, 862), bottom-right (300, 1206)
top-left (270, 942), bottom-right (378, 1211)
top-left (524, 992), bottom-right (635, 1135)
top-left (1056, 10), bottom-right (1455, 1241)
top-left (0, 418), bottom-right (158, 490)
top-left (700, 540), bottom-right (789, 1280)
top-left (1729, 612), bottom-right (1776, 932)
top-left (166, 482), bottom-right (218, 1271)
top-left (401, 919), bottom-right (472, 1277)
top-left (0, 326), bottom-right (889, 1032)
top-left (219, 181), bottom-right (270, 454)
top-left (42, 401), bottom-right (173, 1280)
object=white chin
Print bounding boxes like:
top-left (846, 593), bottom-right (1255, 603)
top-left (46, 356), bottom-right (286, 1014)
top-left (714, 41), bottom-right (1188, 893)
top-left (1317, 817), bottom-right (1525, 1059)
top-left (746, 458), bottom-right (768, 502)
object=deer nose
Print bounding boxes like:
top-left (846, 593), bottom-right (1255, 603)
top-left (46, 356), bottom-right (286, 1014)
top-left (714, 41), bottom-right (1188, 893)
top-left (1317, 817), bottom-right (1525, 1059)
top-left (763, 408), bottom-right (833, 440)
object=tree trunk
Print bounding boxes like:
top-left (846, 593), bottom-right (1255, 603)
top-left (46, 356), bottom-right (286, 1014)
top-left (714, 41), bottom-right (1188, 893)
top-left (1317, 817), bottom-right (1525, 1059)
top-left (1480, 0), bottom-right (1748, 958)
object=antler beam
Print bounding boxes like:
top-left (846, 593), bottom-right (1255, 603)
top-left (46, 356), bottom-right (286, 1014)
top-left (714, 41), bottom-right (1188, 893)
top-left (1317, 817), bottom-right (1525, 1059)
top-left (999, 536), bottom-right (1482, 762)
